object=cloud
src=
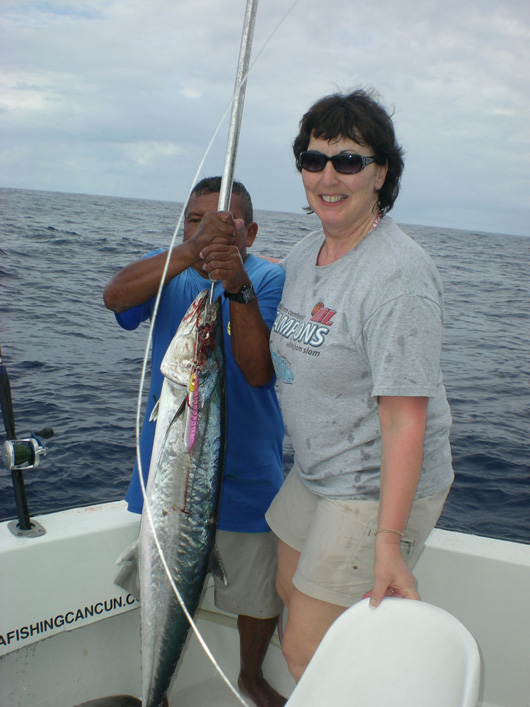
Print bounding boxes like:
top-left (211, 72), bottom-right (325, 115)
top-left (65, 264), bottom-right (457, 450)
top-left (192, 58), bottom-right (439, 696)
top-left (1, 0), bottom-right (529, 236)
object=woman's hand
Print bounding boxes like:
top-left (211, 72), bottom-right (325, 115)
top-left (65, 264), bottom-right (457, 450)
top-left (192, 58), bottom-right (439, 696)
top-left (365, 534), bottom-right (419, 608)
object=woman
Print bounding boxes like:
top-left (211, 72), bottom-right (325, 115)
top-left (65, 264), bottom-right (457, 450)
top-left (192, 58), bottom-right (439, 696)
top-left (266, 89), bottom-right (454, 681)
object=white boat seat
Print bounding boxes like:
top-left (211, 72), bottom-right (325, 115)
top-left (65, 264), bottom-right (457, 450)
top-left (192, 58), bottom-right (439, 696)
top-left (286, 597), bottom-right (481, 707)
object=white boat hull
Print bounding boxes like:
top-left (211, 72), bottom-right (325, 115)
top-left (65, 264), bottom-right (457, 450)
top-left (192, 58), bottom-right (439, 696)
top-left (1, 501), bottom-right (528, 706)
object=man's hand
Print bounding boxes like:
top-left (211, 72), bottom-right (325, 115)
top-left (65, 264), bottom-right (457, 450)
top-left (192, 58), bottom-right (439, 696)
top-left (186, 211), bottom-right (238, 268)
top-left (199, 217), bottom-right (249, 293)
top-left (104, 210), bottom-right (240, 313)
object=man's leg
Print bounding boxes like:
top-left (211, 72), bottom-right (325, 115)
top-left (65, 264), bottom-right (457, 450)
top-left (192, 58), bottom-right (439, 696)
top-left (237, 614), bottom-right (286, 707)
top-left (213, 530), bottom-right (286, 706)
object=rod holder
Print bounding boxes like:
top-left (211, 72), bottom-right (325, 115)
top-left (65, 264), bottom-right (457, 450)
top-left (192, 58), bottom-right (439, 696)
top-left (2, 437), bottom-right (48, 537)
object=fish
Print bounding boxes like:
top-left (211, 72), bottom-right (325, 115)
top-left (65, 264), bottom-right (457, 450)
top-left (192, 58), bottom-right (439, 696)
top-left (139, 289), bottom-right (226, 707)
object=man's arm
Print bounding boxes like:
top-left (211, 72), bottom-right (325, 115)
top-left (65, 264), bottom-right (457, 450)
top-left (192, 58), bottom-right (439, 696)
top-left (228, 294), bottom-right (277, 387)
top-left (103, 241), bottom-right (197, 313)
top-left (103, 211), bottom-right (237, 313)
top-left (200, 233), bottom-right (279, 388)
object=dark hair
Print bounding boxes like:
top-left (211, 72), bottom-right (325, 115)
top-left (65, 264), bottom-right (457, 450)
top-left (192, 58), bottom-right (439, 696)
top-left (293, 89), bottom-right (404, 214)
top-left (190, 176), bottom-right (254, 225)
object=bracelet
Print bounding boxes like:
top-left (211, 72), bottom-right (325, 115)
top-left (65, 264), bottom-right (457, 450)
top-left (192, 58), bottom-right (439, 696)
top-left (374, 528), bottom-right (404, 538)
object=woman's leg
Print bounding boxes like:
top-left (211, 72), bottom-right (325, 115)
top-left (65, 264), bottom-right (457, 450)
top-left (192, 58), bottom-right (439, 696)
top-left (282, 588), bottom-right (345, 682)
top-left (276, 539), bottom-right (301, 608)
top-left (276, 539), bottom-right (345, 682)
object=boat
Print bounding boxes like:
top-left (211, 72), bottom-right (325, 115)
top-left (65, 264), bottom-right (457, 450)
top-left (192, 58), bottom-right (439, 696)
top-left (2, 0), bottom-right (529, 702)
top-left (1, 495), bottom-right (529, 706)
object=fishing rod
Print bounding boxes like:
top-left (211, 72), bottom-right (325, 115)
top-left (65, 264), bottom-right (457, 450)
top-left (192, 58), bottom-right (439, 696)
top-left (133, 1), bottom-right (306, 702)
top-left (0, 344), bottom-right (51, 538)
top-left (134, 3), bottom-right (260, 705)
top-left (209, 0), bottom-right (259, 305)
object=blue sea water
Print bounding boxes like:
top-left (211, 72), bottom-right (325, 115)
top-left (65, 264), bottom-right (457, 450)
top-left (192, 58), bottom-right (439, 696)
top-left (0, 187), bottom-right (529, 543)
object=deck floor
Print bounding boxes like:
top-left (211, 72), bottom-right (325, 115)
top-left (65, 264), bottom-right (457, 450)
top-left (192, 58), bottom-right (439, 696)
top-left (170, 676), bottom-right (249, 706)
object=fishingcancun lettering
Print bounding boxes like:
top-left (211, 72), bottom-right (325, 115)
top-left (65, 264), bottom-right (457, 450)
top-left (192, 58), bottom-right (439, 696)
top-left (0, 593), bottom-right (138, 648)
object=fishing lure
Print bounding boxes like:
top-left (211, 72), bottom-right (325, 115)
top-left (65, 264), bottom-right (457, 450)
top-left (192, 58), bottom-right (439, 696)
top-left (183, 369), bottom-right (199, 454)
top-left (183, 309), bottom-right (217, 455)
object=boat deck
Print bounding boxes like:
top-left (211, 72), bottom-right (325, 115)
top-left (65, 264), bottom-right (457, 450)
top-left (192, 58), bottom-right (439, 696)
top-left (165, 604), bottom-right (293, 706)
top-left (171, 677), bottom-right (247, 706)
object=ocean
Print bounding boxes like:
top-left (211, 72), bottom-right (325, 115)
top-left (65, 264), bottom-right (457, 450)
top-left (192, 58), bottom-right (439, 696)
top-left (1, 187), bottom-right (528, 544)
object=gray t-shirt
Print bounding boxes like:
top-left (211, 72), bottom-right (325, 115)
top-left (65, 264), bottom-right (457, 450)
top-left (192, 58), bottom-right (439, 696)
top-left (270, 216), bottom-right (454, 500)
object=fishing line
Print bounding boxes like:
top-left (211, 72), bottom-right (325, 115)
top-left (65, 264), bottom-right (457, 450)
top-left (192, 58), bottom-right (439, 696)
top-left (133, 0), bottom-right (302, 701)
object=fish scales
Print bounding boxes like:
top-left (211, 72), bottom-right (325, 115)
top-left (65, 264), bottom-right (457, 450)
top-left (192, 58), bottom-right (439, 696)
top-left (139, 290), bottom-right (226, 707)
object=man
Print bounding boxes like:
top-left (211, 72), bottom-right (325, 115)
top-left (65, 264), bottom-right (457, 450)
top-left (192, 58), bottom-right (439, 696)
top-left (104, 177), bottom-right (286, 707)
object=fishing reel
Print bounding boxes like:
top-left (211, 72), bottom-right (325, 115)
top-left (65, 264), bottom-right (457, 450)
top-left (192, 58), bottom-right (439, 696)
top-left (2, 430), bottom-right (51, 472)
top-left (1, 429), bottom-right (53, 539)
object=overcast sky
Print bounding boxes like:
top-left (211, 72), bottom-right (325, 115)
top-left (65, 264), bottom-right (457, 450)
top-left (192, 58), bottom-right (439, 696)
top-left (2, 0), bottom-right (529, 236)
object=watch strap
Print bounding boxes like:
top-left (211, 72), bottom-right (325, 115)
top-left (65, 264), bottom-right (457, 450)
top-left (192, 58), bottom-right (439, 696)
top-left (224, 283), bottom-right (256, 304)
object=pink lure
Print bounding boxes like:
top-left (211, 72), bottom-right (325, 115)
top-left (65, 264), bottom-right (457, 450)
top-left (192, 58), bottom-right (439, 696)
top-left (184, 371), bottom-right (199, 453)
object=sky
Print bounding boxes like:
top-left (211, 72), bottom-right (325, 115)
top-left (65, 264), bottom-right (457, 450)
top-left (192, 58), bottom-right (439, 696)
top-left (1, 0), bottom-right (529, 237)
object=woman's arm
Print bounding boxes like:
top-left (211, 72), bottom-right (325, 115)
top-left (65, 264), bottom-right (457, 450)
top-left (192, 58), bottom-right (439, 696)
top-left (369, 395), bottom-right (429, 607)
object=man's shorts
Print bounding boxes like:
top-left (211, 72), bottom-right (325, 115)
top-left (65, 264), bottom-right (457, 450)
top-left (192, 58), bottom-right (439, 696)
top-left (213, 530), bottom-right (283, 619)
top-left (265, 468), bottom-right (450, 608)
top-left (115, 528), bottom-right (283, 620)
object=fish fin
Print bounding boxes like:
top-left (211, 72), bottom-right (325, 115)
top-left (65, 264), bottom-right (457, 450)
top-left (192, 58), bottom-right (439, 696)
top-left (114, 539), bottom-right (141, 601)
top-left (174, 395), bottom-right (187, 420)
top-left (150, 390), bottom-right (185, 424)
top-left (164, 395), bottom-right (187, 430)
top-left (209, 543), bottom-right (228, 585)
top-left (149, 399), bottom-right (160, 422)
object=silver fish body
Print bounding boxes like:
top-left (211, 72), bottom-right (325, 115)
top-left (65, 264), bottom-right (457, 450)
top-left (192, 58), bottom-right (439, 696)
top-left (139, 290), bottom-right (226, 707)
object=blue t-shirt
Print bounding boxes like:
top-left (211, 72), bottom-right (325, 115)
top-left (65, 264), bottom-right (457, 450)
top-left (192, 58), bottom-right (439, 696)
top-left (116, 253), bottom-right (285, 532)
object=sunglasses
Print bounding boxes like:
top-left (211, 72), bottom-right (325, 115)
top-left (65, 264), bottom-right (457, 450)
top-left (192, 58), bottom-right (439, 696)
top-left (297, 151), bottom-right (378, 175)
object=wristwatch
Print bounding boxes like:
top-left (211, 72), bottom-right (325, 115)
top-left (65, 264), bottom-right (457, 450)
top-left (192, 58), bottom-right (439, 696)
top-left (224, 283), bottom-right (256, 304)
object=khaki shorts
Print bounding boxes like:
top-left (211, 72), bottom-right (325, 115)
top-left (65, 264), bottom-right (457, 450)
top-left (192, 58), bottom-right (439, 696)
top-left (265, 469), bottom-right (450, 608)
top-left (213, 530), bottom-right (283, 619)
top-left (115, 528), bottom-right (283, 620)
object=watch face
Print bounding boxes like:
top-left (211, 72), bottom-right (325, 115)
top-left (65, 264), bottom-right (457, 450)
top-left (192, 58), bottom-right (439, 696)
top-left (226, 283), bottom-right (255, 303)
top-left (242, 284), bottom-right (254, 303)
